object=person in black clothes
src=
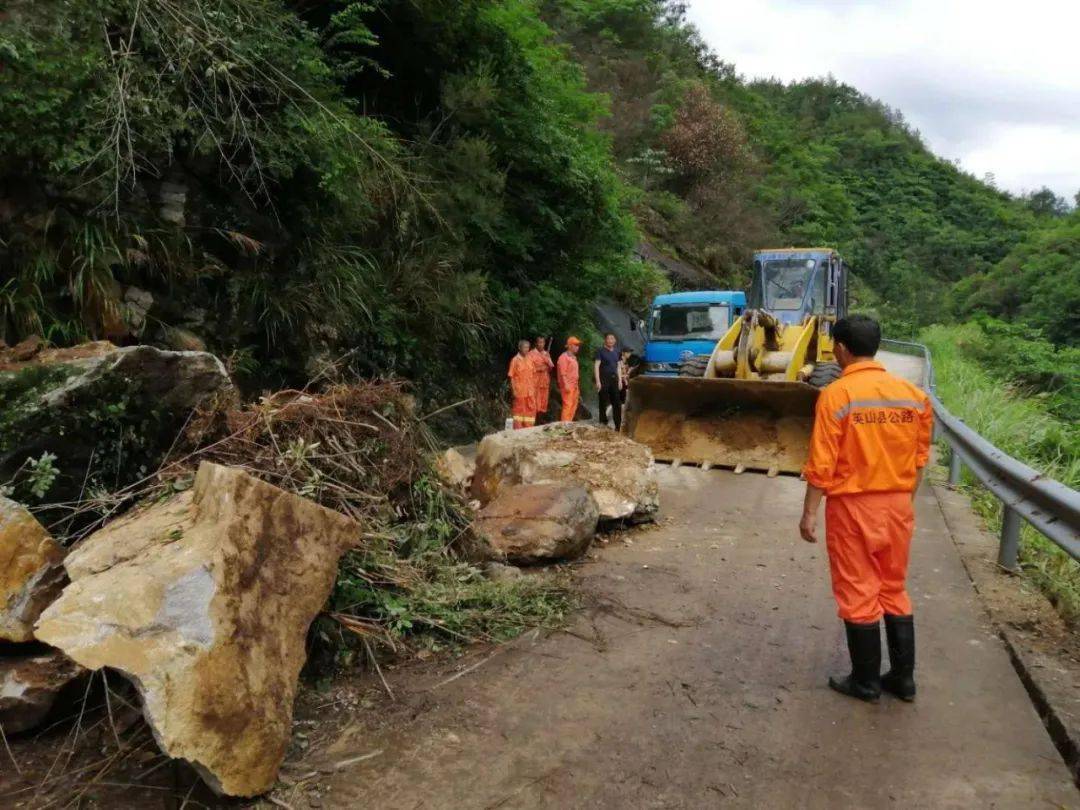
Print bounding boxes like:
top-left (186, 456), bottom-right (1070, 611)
top-left (594, 333), bottom-right (622, 430)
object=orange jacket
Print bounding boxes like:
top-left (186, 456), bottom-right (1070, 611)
top-left (557, 351), bottom-right (579, 393)
top-left (528, 348), bottom-right (554, 375)
top-left (508, 354), bottom-right (534, 400)
top-left (802, 360), bottom-right (933, 496)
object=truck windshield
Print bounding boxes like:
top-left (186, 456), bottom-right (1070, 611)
top-left (762, 259), bottom-right (815, 310)
top-left (649, 304), bottom-right (729, 340)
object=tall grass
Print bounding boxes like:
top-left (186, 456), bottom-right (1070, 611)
top-left (921, 323), bottom-right (1080, 626)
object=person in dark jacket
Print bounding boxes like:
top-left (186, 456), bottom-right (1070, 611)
top-left (593, 333), bottom-right (622, 430)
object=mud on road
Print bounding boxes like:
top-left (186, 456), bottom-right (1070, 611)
top-left (282, 467), bottom-right (1077, 809)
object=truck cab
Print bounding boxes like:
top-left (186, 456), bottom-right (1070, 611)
top-left (642, 291), bottom-right (747, 376)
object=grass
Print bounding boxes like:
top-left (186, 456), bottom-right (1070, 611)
top-left (921, 324), bottom-right (1080, 626)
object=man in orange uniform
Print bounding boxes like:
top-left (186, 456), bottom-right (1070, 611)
top-left (799, 315), bottom-right (933, 703)
top-left (508, 339), bottom-right (536, 430)
top-left (557, 337), bottom-right (582, 422)
top-left (528, 336), bottom-right (555, 424)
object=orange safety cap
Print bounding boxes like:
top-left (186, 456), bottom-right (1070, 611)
top-left (566, 336), bottom-right (582, 347)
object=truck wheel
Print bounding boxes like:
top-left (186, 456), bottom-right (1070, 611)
top-left (678, 356), bottom-right (709, 377)
top-left (808, 362), bottom-right (841, 388)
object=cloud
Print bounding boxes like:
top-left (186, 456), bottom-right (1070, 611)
top-left (685, 0), bottom-right (1080, 198)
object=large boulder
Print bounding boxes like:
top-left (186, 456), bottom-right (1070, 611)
top-left (35, 462), bottom-right (360, 797)
top-left (0, 342), bottom-right (234, 511)
top-left (471, 423), bottom-right (658, 523)
top-left (474, 483), bottom-right (599, 565)
top-left (0, 495), bottom-right (66, 642)
top-left (0, 649), bottom-right (85, 734)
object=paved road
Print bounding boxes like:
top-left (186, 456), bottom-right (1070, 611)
top-left (311, 353), bottom-right (1076, 807)
top-left (317, 465), bottom-right (1077, 808)
top-left (877, 349), bottom-right (926, 386)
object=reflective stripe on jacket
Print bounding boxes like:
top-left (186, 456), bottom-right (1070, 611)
top-left (802, 360), bottom-right (933, 496)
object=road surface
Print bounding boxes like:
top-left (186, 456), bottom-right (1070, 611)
top-left (299, 352), bottom-right (1076, 808)
top-left (309, 483), bottom-right (1076, 808)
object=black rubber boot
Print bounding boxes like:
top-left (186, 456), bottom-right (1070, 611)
top-left (828, 621), bottom-right (882, 702)
top-left (882, 614), bottom-right (916, 701)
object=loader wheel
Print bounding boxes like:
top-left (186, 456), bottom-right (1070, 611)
top-left (808, 362), bottom-right (841, 388)
top-left (678, 356), bottom-right (710, 377)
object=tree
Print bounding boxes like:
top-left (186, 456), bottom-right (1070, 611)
top-left (1024, 187), bottom-right (1070, 218)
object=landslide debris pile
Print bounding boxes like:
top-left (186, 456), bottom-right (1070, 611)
top-left (171, 380), bottom-right (428, 524)
top-left (0, 344), bottom-right (577, 801)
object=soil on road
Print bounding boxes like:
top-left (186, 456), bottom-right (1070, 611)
top-left (297, 466), bottom-right (1078, 809)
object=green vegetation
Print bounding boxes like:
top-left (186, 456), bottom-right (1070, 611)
top-left (3, 0), bottom-right (1076, 379)
top-left (923, 324), bottom-right (1079, 625)
top-left (0, 0), bottom-right (664, 399)
top-left (542, 1), bottom-right (1072, 341)
top-left (952, 212), bottom-right (1080, 347)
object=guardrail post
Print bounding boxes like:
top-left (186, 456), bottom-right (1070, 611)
top-left (998, 506), bottom-right (1021, 572)
top-left (947, 446), bottom-right (962, 486)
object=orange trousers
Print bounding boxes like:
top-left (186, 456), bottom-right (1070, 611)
top-left (824, 492), bottom-right (914, 623)
top-left (534, 378), bottom-right (550, 416)
top-left (512, 395), bottom-right (536, 430)
top-left (560, 388), bottom-right (579, 422)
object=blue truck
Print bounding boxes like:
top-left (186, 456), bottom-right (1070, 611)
top-left (641, 290), bottom-right (747, 376)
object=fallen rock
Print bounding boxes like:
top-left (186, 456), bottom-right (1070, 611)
top-left (474, 482), bottom-right (599, 564)
top-left (435, 444), bottom-right (477, 491)
top-left (0, 343), bottom-right (233, 509)
top-left (471, 423), bottom-right (658, 523)
top-left (0, 496), bottom-right (66, 642)
top-left (0, 649), bottom-right (85, 734)
top-left (35, 462), bottom-right (360, 797)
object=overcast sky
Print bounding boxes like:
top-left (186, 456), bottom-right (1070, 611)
top-left (685, 0), bottom-right (1080, 200)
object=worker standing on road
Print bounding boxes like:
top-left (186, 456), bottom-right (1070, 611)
top-left (508, 339), bottom-right (536, 430)
top-left (594, 333), bottom-right (623, 431)
top-left (528, 336), bottom-right (555, 425)
top-left (799, 315), bottom-right (933, 703)
top-left (557, 337), bottom-right (582, 422)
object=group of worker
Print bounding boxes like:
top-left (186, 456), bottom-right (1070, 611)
top-left (507, 333), bottom-right (634, 430)
top-left (507, 336), bottom-right (582, 429)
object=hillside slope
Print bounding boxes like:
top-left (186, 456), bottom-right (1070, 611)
top-left (544, 0), bottom-right (1068, 338)
top-left (1, 0), bottom-right (1074, 414)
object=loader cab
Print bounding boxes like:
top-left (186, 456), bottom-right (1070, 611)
top-left (642, 290), bottom-right (747, 376)
top-left (749, 249), bottom-right (847, 326)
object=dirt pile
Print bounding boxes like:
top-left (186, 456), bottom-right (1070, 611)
top-left (170, 381), bottom-right (426, 524)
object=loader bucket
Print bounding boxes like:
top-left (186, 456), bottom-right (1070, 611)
top-left (623, 376), bottom-right (820, 475)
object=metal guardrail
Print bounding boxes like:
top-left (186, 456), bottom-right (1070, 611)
top-left (880, 338), bottom-right (1080, 569)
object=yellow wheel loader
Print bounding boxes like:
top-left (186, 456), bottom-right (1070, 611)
top-left (624, 248), bottom-right (849, 475)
